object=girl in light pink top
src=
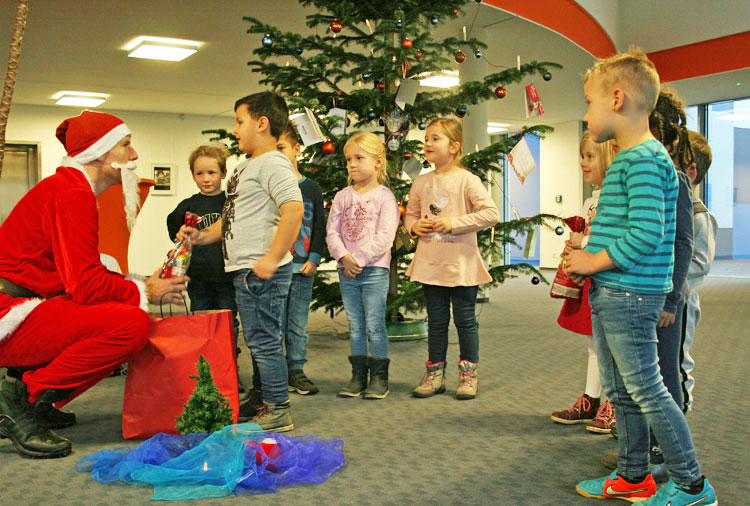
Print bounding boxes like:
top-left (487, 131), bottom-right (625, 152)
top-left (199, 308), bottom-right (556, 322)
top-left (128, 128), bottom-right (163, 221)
top-left (404, 119), bottom-right (499, 400)
top-left (326, 132), bottom-right (399, 400)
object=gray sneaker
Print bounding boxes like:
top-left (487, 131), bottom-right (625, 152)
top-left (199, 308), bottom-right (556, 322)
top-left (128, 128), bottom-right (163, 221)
top-left (288, 369), bottom-right (319, 395)
top-left (251, 401), bottom-right (294, 433)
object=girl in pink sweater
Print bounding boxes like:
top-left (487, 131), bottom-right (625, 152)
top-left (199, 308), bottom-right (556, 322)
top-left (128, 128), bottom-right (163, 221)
top-left (326, 132), bottom-right (399, 400)
top-left (404, 119), bottom-right (500, 400)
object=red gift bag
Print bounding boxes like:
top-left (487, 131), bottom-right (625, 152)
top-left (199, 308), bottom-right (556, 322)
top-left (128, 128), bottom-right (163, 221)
top-left (550, 216), bottom-right (587, 300)
top-left (557, 278), bottom-right (593, 335)
top-left (122, 309), bottom-right (239, 439)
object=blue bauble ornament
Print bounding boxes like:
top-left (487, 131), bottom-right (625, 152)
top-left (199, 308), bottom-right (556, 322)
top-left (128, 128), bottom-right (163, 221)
top-left (261, 34), bottom-right (273, 48)
top-left (456, 105), bottom-right (467, 118)
top-left (555, 226), bottom-right (564, 236)
top-left (470, 162), bottom-right (478, 170)
top-left (543, 72), bottom-right (552, 81)
top-left (475, 50), bottom-right (483, 59)
top-left (295, 47), bottom-right (303, 55)
top-left (379, 119), bottom-right (385, 126)
top-left (367, 111), bottom-right (377, 120)
top-left (430, 15), bottom-right (439, 25)
top-left (423, 160), bottom-right (431, 168)
top-left (531, 276), bottom-right (540, 285)
top-left (362, 72), bottom-right (372, 82)
top-left (395, 19), bottom-right (403, 29)
top-left (418, 121), bottom-right (426, 130)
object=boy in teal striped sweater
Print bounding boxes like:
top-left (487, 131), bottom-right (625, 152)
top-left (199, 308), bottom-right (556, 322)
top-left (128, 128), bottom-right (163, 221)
top-left (565, 49), bottom-right (717, 506)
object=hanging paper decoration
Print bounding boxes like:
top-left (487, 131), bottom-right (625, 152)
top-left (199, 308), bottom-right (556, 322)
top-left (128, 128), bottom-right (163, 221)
top-left (383, 108), bottom-right (410, 151)
top-left (525, 82), bottom-right (544, 117)
top-left (508, 137), bottom-right (537, 184)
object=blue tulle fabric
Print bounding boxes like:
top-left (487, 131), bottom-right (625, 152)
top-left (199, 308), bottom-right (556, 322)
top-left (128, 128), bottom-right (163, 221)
top-left (75, 423), bottom-right (346, 500)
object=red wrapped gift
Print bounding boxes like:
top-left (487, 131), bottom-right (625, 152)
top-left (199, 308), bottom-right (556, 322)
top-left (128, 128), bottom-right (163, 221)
top-left (550, 216), bottom-right (586, 300)
top-left (161, 212), bottom-right (201, 278)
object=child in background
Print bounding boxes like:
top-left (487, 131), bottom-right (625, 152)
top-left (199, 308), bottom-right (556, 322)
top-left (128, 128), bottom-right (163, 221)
top-left (404, 118), bottom-right (500, 400)
top-left (326, 132), bottom-right (399, 400)
top-left (566, 49), bottom-right (716, 505)
top-left (277, 122), bottom-right (325, 395)
top-left (166, 143), bottom-right (238, 333)
top-left (178, 91), bottom-right (303, 432)
top-left (680, 131), bottom-right (717, 412)
top-left (551, 131), bottom-right (616, 434)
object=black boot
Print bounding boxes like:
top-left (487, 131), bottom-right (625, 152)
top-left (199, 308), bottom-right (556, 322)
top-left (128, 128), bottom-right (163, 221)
top-left (338, 356), bottom-right (368, 398)
top-left (0, 380), bottom-right (72, 458)
top-left (5, 368), bottom-right (76, 430)
top-left (364, 357), bottom-right (390, 399)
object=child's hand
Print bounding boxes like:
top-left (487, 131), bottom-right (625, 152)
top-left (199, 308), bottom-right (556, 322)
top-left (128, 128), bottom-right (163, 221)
top-left (253, 254), bottom-right (278, 280)
top-left (299, 261), bottom-right (318, 276)
top-left (432, 217), bottom-right (452, 234)
top-left (176, 225), bottom-right (198, 243)
top-left (411, 218), bottom-right (434, 237)
top-left (563, 250), bottom-right (596, 276)
top-left (657, 311), bottom-right (676, 328)
top-left (340, 254), bottom-right (362, 278)
top-left (568, 232), bottom-right (584, 249)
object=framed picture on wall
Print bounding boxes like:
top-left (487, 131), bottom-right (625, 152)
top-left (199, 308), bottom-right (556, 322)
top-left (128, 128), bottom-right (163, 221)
top-left (152, 164), bottom-right (175, 195)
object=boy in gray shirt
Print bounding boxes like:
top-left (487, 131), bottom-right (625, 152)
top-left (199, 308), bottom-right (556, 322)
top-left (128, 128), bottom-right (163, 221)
top-left (180, 91), bottom-right (303, 432)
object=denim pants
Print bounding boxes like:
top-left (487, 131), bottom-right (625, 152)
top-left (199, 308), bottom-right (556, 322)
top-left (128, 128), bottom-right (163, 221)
top-left (283, 272), bottom-right (314, 370)
top-left (589, 282), bottom-right (701, 485)
top-left (188, 278), bottom-right (240, 349)
top-left (423, 284), bottom-right (479, 364)
top-left (338, 267), bottom-right (389, 358)
top-left (233, 263), bottom-right (292, 403)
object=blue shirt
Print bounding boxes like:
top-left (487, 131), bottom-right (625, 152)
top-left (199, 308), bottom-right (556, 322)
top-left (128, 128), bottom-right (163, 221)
top-left (585, 139), bottom-right (678, 293)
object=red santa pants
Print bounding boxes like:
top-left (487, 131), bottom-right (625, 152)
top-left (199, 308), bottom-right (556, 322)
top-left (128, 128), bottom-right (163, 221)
top-left (0, 296), bottom-right (150, 406)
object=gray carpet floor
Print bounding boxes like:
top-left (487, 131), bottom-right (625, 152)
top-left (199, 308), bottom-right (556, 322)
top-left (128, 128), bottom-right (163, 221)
top-left (1, 270), bottom-right (747, 505)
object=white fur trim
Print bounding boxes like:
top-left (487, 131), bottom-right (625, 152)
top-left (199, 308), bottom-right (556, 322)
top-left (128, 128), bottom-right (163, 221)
top-left (0, 298), bottom-right (44, 343)
top-left (73, 123), bottom-right (131, 164)
top-left (125, 276), bottom-right (149, 312)
top-left (61, 156), bottom-right (95, 192)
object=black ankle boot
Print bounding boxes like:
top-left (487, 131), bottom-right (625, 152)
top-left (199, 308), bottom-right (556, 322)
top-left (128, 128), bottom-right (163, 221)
top-left (338, 356), bottom-right (368, 398)
top-left (364, 357), bottom-right (390, 399)
top-left (0, 380), bottom-right (72, 458)
top-left (5, 368), bottom-right (76, 430)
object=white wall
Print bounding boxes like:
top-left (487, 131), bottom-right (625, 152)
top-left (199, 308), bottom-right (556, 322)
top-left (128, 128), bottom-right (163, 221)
top-left (6, 104), bottom-right (235, 275)
top-left (539, 120), bottom-right (583, 269)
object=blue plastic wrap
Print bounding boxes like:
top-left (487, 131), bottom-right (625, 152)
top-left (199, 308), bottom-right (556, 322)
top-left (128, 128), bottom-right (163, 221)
top-left (76, 423), bottom-right (345, 500)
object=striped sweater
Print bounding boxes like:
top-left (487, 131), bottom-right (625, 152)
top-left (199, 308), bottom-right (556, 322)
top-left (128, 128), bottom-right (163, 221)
top-left (585, 139), bottom-right (678, 293)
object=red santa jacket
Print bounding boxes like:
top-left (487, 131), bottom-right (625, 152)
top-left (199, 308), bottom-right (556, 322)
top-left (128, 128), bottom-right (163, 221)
top-left (0, 165), bottom-right (146, 342)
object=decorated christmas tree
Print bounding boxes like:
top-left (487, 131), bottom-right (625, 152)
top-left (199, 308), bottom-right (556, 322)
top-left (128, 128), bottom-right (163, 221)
top-left (176, 355), bottom-right (233, 434)
top-left (204, 0), bottom-right (562, 320)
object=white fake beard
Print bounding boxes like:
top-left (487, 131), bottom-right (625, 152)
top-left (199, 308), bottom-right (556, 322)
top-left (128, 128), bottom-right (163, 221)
top-left (113, 161), bottom-right (140, 232)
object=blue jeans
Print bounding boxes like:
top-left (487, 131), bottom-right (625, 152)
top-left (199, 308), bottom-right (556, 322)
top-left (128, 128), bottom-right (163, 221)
top-left (283, 273), bottom-right (314, 370)
top-left (188, 278), bottom-right (240, 349)
top-left (338, 267), bottom-right (389, 358)
top-left (589, 282), bottom-right (701, 485)
top-left (423, 284), bottom-right (479, 363)
top-left (233, 263), bottom-right (292, 403)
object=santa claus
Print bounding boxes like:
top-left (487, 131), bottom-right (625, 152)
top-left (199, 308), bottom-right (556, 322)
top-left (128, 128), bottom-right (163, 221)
top-left (0, 111), bottom-right (188, 459)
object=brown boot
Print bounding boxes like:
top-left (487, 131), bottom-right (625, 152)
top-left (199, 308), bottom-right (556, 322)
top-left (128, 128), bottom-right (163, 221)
top-left (550, 394), bottom-right (600, 424)
top-left (455, 360), bottom-right (478, 400)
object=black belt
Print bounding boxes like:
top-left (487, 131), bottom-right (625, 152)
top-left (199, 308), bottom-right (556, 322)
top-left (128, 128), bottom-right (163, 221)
top-left (0, 278), bottom-right (38, 298)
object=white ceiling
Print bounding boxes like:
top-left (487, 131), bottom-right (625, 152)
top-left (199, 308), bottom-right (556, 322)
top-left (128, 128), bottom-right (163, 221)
top-left (0, 0), bottom-right (747, 132)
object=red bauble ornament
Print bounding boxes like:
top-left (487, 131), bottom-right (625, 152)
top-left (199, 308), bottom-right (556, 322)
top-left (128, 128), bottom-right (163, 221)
top-left (329, 19), bottom-right (343, 33)
top-left (321, 140), bottom-right (336, 155)
top-left (402, 38), bottom-right (413, 49)
top-left (454, 50), bottom-right (466, 63)
top-left (403, 152), bottom-right (412, 160)
top-left (494, 85), bottom-right (507, 98)
top-left (376, 81), bottom-right (385, 90)
top-left (398, 204), bottom-right (406, 217)
top-left (415, 49), bottom-right (423, 59)
top-left (453, 8), bottom-right (459, 15)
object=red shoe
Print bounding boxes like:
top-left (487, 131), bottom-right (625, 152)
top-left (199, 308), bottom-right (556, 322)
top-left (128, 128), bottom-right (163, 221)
top-left (577, 472), bottom-right (656, 502)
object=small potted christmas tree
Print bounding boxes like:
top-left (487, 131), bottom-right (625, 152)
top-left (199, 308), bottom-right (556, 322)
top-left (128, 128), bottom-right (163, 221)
top-left (176, 355), bottom-right (234, 434)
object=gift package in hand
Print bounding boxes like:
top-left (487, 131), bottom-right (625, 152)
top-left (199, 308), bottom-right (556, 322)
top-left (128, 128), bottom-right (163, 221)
top-left (550, 216), bottom-right (586, 300)
top-left (161, 212), bottom-right (201, 278)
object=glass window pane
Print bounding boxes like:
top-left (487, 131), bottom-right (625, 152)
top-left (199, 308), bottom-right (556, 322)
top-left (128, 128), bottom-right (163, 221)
top-left (686, 105), bottom-right (699, 132)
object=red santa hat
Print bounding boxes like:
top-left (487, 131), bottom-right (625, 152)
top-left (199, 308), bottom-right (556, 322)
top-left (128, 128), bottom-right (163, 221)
top-left (56, 110), bottom-right (131, 164)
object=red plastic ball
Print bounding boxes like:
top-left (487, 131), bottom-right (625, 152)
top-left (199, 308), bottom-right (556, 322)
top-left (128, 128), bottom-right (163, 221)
top-left (494, 86), bottom-right (507, 98)
top-left (330, 20), bottom-right (343, 33)
top-left (415, 49), bottom-right (423, 59)
top-left (454, 50), bottom-right (466, 64)
top-left (402, 38), bottom-right (413, 49)
top-left (403, 152), bottom-right (412, 160)
top-left (321, 140), bottom-right (335, 155)
top-left (398, 204), bottom-right (406, 217)
top-left (376, 81), bottom-right (385, 90)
